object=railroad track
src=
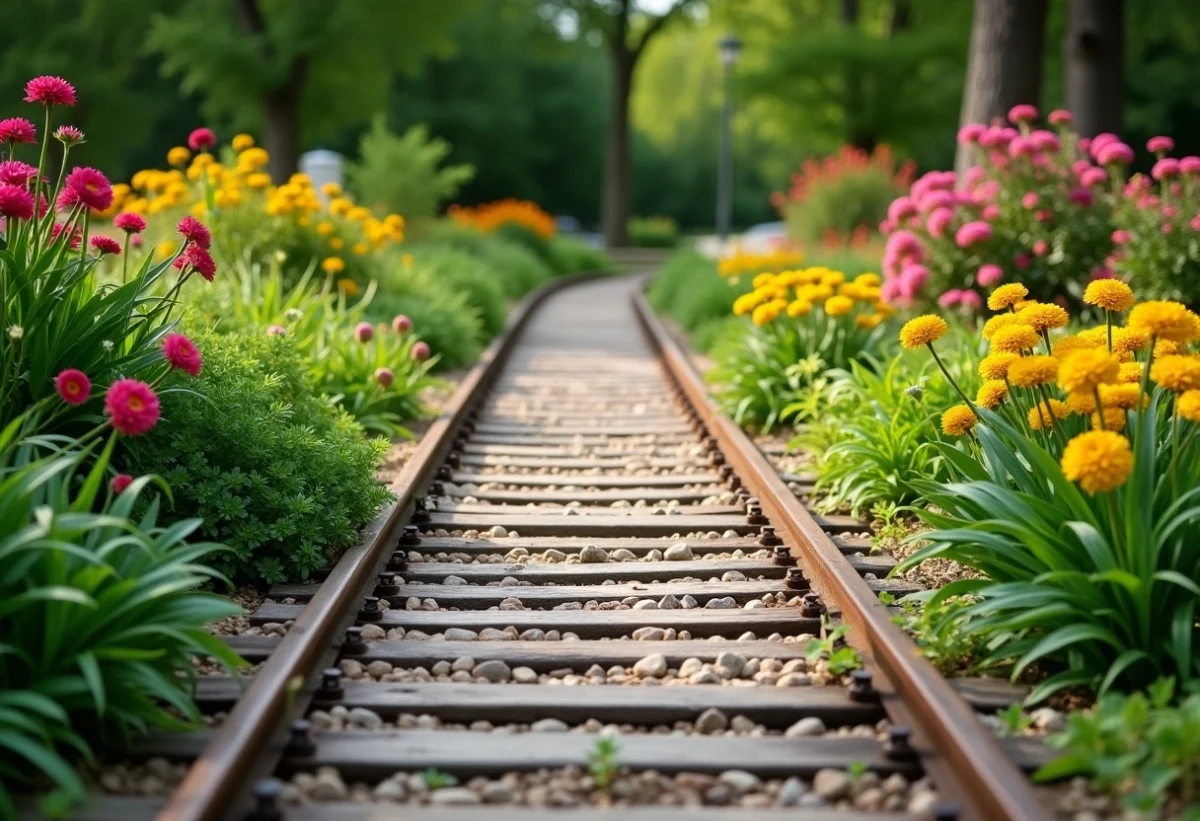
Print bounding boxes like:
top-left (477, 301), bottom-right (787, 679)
top-left (58, 272), bottom-right (1056, 821)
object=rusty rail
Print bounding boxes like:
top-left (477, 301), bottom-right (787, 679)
top-left (158, 272), bottom-right (606, 821)
top-left (631, 288), bottom-right (1053, 821)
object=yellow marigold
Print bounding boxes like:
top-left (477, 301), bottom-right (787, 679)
top-left (854, 272), bottom-right (881, 287)
top-left (838, 282), bottom-right (865, 300)
top-left (1028, 398), bottom-right (1070, 430)
top-left (752, 273), bottom-right (776, 289)
top-left (240, 147), bottom-right (269, 169)
top-left (348, 206), bottom-right (371, 222)
top-left (231, 133), bottom-right (255, 152)
top-left (1008, 355), bottom-right (1058, 387)
top-left (321, 256), bottom-right (346, 274)
top-left (1016, 302), bottom-right (1070, 332)
top-left (808, 283), bottom-right (834, 301)
top-left (1155, 340), bottom-right (1181, 357)
top-left (1111, 327), bottom-right (1150, 357)
top-left (991, 325), bottom-right (1040, 354)
top-left (352, 242), bottom-right (369, 256)
top-left (899, 315), bottom-right (948, 349)
top-left (191, 153), bottom-right (214, 169)
top-left (941, 404), bottom-right (978, 436)
top-left (987, 283), bottom-right (1030, 312)
top-left (752, 303), bottom-right (781, 326)
top-left (1066, 390), bottom-right (1097, 415)
top-left (1061, 430), bottom-right (1133, 494)
top-left (856, 313), bottom-right (884, 330)
top-left (1177, 390), bottom-right (1200, 422)
top-left (167, 146), bottom-right (190, 167)
top-left (1058, 348), bottom-right (1120, 393)
top-left (297, 215), bottom-right (312, 226)
top-left (1150, 355), bottom-right (1200, 392)
top-left (874, 301), bottom-right (896, 317)
top-left (1091, 408), bottom-right (1127, 432)
top-left (316, 221), bottom-right (335, 236)
top-left (329, 237), bottom-right (345, 250)
top-left (1052, 335), bottom-right (1103, 358)
top-left (1128, 300), bottom-right (1199, 342)
top-left (979, 353), bottom-right (1019, 380)
top-left (337, 278), bottom-right (359, 296)
top-left (733, 293), bottom-right (763, 316)
top-left (976, 380), bottom-right (1009, 409)
top-left (154, 240), bottom-right (175, 261)
top-left (824, 295), bottom-right (854, 316)
top-left (820, 271), bottom-right (846, 287)
top-left (1098, 383), bottom-right (1145, 411)
top-left (246, 172), bottom-right (270, 189)
top-left (982, 313), bottom-right (1023, 340)
top-left (1083, 279), bottom-right (1135, 312)
top-left (1118, 362), bottom-right (1143, 384)
top-left (786, 299), bottom-right (812, 318)
top-left (214, 188), bottom-right (242, 207)
top-left (329, 197), bottom-right (353, 216)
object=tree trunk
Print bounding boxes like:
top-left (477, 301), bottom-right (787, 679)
top-left (842, 0), bottom-right (869, 150)
top-left (602, 51), bottom-right (633, 248)
top-left (1065, 0), bottom-right (1124, 137)
top-left (263, 91), bottom-right (301, 183)
top-left (955, 0), bottom-right (1049, 174)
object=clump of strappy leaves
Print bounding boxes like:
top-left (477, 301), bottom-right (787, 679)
top-left (805, 618), bottom-right (862, 676)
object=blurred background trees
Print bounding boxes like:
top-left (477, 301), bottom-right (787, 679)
top-left (1, 0), bottom-right (1198, 235)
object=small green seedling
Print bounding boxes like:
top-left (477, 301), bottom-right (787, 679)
top-left (805, 617), bottom-right (862, 676)
top-left (588, 734), bottom-right (621, 793)
top-left (420, 768), bottom-right (458, 789)
top-left (846, 760), bottom-right (869, 782)
top-left (996, 704), bottom-right (1032, 737)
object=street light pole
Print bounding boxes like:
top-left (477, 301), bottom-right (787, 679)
top-left (716, 34), bottom-right (742, 250)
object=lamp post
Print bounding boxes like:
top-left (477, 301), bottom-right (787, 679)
top-left (716, 33), bottom-right (742, 250)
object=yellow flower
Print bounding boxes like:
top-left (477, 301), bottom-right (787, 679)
top-left (1155, 339), bottom-right (1182, 357)
top-left (752, 273), bottom-right (775, 289)
top-left (191, 153), bottom-right (214, 169)
top-left (1091, 408), bottom-right (1127, 432)
top-left (347, 206), bottom-right (371, 222)
top-left (402, 253), bottom-right (414, 268)
top-left (231, 133), bottom-right (255, 152)
top-left (838, 282), bottom-right (865, 300)
top-left (1027, 398), bottom-right (1070, 430)
top-left (322, 182), bottom-right (342, 197)
top-left (239, 147), bottom-right (269, 170)
top-left (1061, 430), bottom-right (1133, 494)
top-left (786, 299), bottom-right (812, 318)
top-left (1065, 390), bottom-right (1097, 415)
top-left (247, 172), bottom-right (271, 189)
top-left (1016, 302), bottom-right (1070, 332)
top-left (1098, 383), bottom-right (1145, 411)
top-left (899, 315), bottom-right (948, 349)
top-left (733, 293), bottom-right (763, 316)
top-left (1083, 280), bottom-right (1135, 312)
top-left (752, 303), bottom-right (781, 326)
top-left (987, 283), bottom-right (1030, 311)
top-left (1111, 327), bottom-right (1150, 357)
top-left (1052, 335), bottom-right (1103, 358)
top-left (982, 313), bottom-right (1023, 340)
top-left (979, 353), bottom-right (1019, 380)
top-left (329, 197), bottom-right (353, 216)
top-left (1150, 355), bottom-right (1200, 392)
top-left (874, 301), bottom-right (896, 317)
top-left (1128, 300), bottom-right (1199, 342)
top-left (1058, 348), bottom-right (1120, 392)
top-left (329, 237), bottom-right (345, 250)
top-left (941, 404), bottom-right (977, 436)
top-left (854, 272), bottom-right (881, 287)
top-left (167, 146), bottom-right (190, 167)
top-left (1177, 390), bottom-right (1200, 422)
top-left (1008, 355), bottom-right (1058, 387)
top-left (991, 325), bottom-right (1040, 354)
top-left (820, 271), bottom-right (846, 287)
top-left (352, 242), bottom-right (369, 256)
top-left (856, 313), bottom-right (884, 330)
top-left (337, 278), bottom-right (359, 296)
top-left (321, 257), bottom-right (346, 274)
top-left (976, 380), bottom-right (1009, 409)
top-left (824, 295), bottom-right (853, 316)
top-left (316, 221), bottom-right (335, 236)
top-left (1118, 362), bottom-right (1143, 384)
top-left (154, 240), bottom-right (176, 261)
top-left (214, 188), bottom-right (242, 207)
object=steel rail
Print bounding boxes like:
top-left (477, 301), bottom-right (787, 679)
top-left (632, 287), bottom-right (1053, 821)
top-left (157, 273), bottom-right (605, 821)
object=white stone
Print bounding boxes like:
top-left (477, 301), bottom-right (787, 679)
top-left (579, 544), bottom-right (609, 563)
top-left (694, 708), bottom-right (728, 734)
top-left (473, 660), bottom-right (512, 682)
top-left (664, 542), bottom-right (694, 561)
top-left (785, 716), bottom-right (827, 737)
top-left (633, 653), bottom-right (668, 678)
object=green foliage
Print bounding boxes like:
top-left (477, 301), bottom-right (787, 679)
top-left (778, 146), bottom-right (909, 246)
top-left (587, 734), bottom-right (621, 793)
top-left (889, 596), bottom-right (982, 676)
top-left (996, 704), bottom-right (1034, 737)
top-left (804, 618), bottom-right (862, 677)
top-left (546, 235), bottom-right (614, 276)
top-left (347, 117), bottom-right (475, 223)
top-left (0, 429), bottom-right (242, 817)
top-left (414, 224), bottom-right (554, 299)
top-left (1036, 680), bottom-right (1200, 815)
top-left (130, 328), bottom-right (392, 585)
top-left (420, 768), bottom-right (459, 789)
top-left (404, 247), bottom-right (508, 338)
top-left (365, 280), bottom-right (483, 371)
top-left (648, 249), bottom-right (751, 349)
top-left (628, 216), bottom-right (679, 248)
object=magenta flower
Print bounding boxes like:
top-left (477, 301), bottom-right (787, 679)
top-left (0, 161), bottom-right (37, 187)
top-left (1181, 157), bottom-right (1200, 176)
top-left (24, 76), bottom-right (76, 107)
top-left (981, 204), bottom-right (1000, 220)
top-left (926, 208), bottom-right (953, 238)
top-left (1008, 136), bottom-right (1035, 158)
top-left (1190, 215), bottom-right (1200, 232)
top-left (1152, 158), bottom-right (1181, 180)
top-left (1079, 167), bottom-right (1107, 187)
top-left (172, 244), bottom-right (217, 282)
top-left (104, 379), bottom-right (160, 436)
top-left (90, 236), bottom-right (121, 256)
top-left (1032, 239), bottom-right (1048, 256)
top-left (1069, 187), bottom-right (1093, 206)
top-left (54, 125), bottom-right (84, 146)
top-left (392, 315), bottom-right (413, 334)
top-left (959, 290), bottom-right (983, 310)
top-left (0, 185), bottom-right (35, 220)
top-left (887, 196), bottom-right (916, 223)
top-left (51, 222), bottom-right (81, 249)
top-left (411, 341), bottom-right (431, 362)
top-left (162, 333), bottom-right (203, 377)
top-left (1021, 192), bottom-right (1039, 209)
top-left (938, 289), bottom-right (964, 308)
top-left (976, 264), bottom-right (1004, 287)
top-left (355, 322), bottom-right (374, 343)
top-left (1096, 141), bottom-right (1133, 166)
top-left (187, 127), bottom-right (216, 152)
top-left (1029, 130), bottom-right (1060, 153)
top-left (0, 118), bottom-right (37, 145)
top-left (114, 212), bottom-right (146, 234)
top-left (55, 369), bottom-right (91, 406)
top-left (1048, 109), bottom-right (1073, 126)
top-left (1014, 253), bottom-right (1031, 270)
top-left (59, 167), bottom-right (113, 212)
top-left (955, 221), bottom-right (992, 249)
top-left (1147, 136), bottom-right (1175, 154)
top-left (957, 124), bottom-right (985, 145)
top-left (267, 325), bottom-right (287, 336)
top-left (110, 474), bottom-right (133, 495)
top-left (374, 367), bottom-right (394, 388)
top-left (177, 215), bottom-right (212, 249)
top-left (1007, 104), bottom-right (1038, 124)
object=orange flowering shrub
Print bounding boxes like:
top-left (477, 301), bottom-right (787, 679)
top-left (449, 198), bottom-right (555, 239)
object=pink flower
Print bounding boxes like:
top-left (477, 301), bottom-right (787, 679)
top-left (1080, 167), bottom-right (1107, 187)
top-left (374, 367), bottom-right (394, 388)
top-left (162, 333), bottom-right (202, 377)
top-left (917, 190), bottom-right (954, 213)
top-left (188, 127), bottom-right (216, 152)
top-left (177, 215), bottom-right (212, 249)
top-left (882, 230), bottom-right (923, 278)
top-left (411, 341), bottom-right (431, 362)
top-left (1147, 136), bottom-right (1175, 154)
top-left (1035, 209), bottom-right (1052, 223)
top-left (51, 222), bottom-right (81, 249)
top-left (926, 208), bottom-right (954, 238)
top-left (956, 222), bottom-right (993, 248)
top-left (887, 196), bottom-right (916, 222)
top-left (1069, 187), bottom-right (1093, 206)
top-left (267, 325), bottom-right (287, 336)
top-left (1152, 158), bottom-right (1181, 180)
top-left (1091, 267), bottom-right (1114, 280)
top-left (90, 236), bottom-right (121, 256)
top-left (1096, 141), bottom-right (1134, 166)
top-left (110, 474), bottom-right (133, 495)
top-left (1032, 239), bottom-right (1048, 256)
top-left (1029, 130), bottom-right (1060, 153)
top-left (938, 289), bottom-right (964, 307)
top-left (0, 160), bottom-right (38, 186)
top-left (1048, 109), bottom-right (1073, 126)
top-left (963, 167), bottom-right (986, 188)
top-left (898, 264), bottom-right (928, 301)
top-left (392, 315), bottom-right (412, 334)
top-left (58, 167), bottom-right (113, 212)
top-left (104, 379), bottom-right (160, 436)
top-left (131, 235), bottom-right (144, 248)
top-left (1163, 223), bottom-right (1174, 235)
top-left (1089, 133), bottom-right (1119, 157)
top-left (1078, 138), bottom-right (1092, 153)
top-left (1181, 157), bottom-right (1200, 176)
top-left (0, 184), bottom-right (34, 220)
top-left (172, 244), bottom-right (217, 282)
top-left (978, 126), bottom-right (1008, 149)
top-left (1021, 192), bottom-right (1039, 209)
top-left (1163, 204), bottom-right (1177, 218)
top-left (54, 125), bottom-right (84, 146)
top-left (959, 290), bottom-right (983, 310)
top-left (977, 264), bottom-right (1004, 287)
top-left (1008, 136), bottom-right (1035, 158)
top-left (1008, 104), bottom-right (1038, 124)
top-left (55, 369), bottom-right (91, 405)
top-left (355, 322), bottom-right (374, 343)
top-left (0, 118), bottom-right (37, 144)
top-left (1190, 215), bottom-right (1200, 232)
top-left (957, 124), bottom-right (986, 145)
top-left (1014, 253), bottom-right (1031, 270)
top-left (880, 276), bottom-right (903, 303)
top-left (24, 76), bottom-right (76, 107)
top-left (981, 204), bottom-right (1000, 220)
top-left (976, 180), bottom-right (1000, 201)
top-left (114, 212), bottom-right (146, 234)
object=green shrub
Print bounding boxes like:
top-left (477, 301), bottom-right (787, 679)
top-left (628, 215), bottom-right (679, 248)
top-left (346, 117), bottom-right (476, 224)
top-left (413, 224), bottom-right (554, 299)
top-left (0, 431), bottom-right (241, 817)
top-left (546, 235), bottom-right (613, 275)
top-left (365, 279), bottom-right (483, 371)
top-left (649, 249), bottom-right (750, 337)
top-left (494, 222), bottom-right (555, 268)
top-left (130, 328), bottom-right (392, 584)
top-left (405, 247), bottom-right (508, 338)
